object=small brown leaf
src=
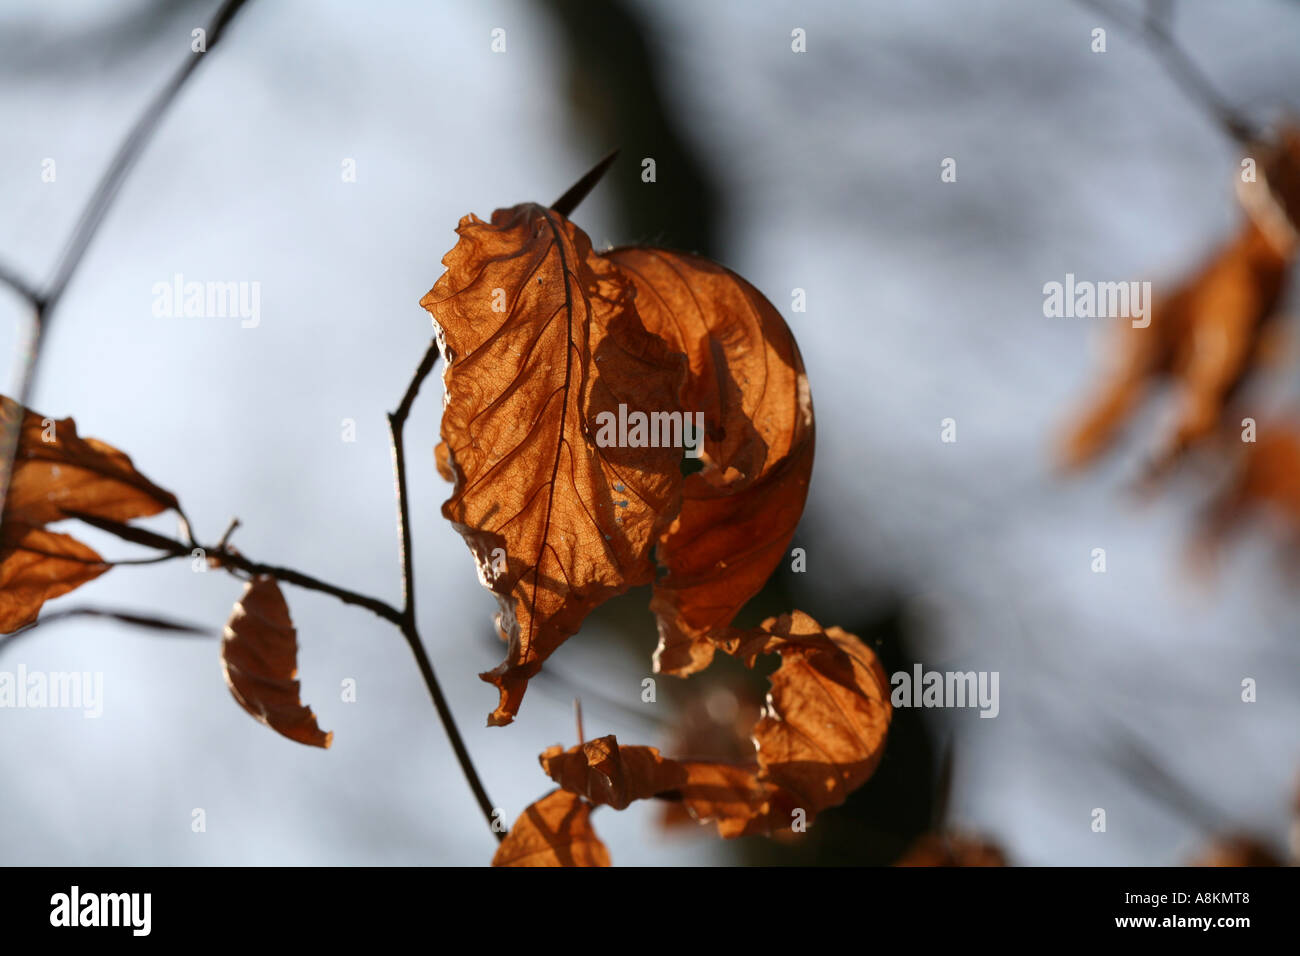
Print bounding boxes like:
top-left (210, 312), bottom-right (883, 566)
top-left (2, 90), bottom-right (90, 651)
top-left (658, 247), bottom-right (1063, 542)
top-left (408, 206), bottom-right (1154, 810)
top-left (602, 248), bottom-right (814, 676)
top-left (221, 576), bottom-right (332, 748)
top-left (540, 734), bottom-right (687, 810)
top-left (1, 396), bottom-right (178, 526)
top-left (492, 789), bottom-right (610, 867)
top-left (422, 205), bottom-right (687, 726)
top-left (0, 523), bottom-right (108, 633)
top-left (748, 611), bottom-right (892, 821)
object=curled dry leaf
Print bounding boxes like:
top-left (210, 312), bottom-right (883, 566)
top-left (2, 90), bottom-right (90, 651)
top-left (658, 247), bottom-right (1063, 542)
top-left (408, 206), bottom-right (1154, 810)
top-left (537, 731), bottom-right (783, 840)
top-left (532, 612), bottom-right (891, 851)
top-left (1060, 132), bottom-right (1300, 474)
top-left (492, 789), bottom-right (610, 867)
top-left (0, 396), bottom-right (178, 632)
top-left (1, 396), bottom-right (178, 526)
top-left (0, 523), bottom-right (108, 633)
top-left (603, 248), bottom-right (814, 677)
top-left (421, 205), bottom-right (687, 726)
top-left (221, 576), bottom-right (332, 748)
top-left (747, 611), bottom-right (892, 820)
top-left (540, 734), bottom-right (685, 810)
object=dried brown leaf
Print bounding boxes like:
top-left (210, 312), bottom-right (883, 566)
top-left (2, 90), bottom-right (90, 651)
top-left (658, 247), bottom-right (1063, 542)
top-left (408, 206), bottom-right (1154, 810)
top-left (539, 734), bottom-right (686, 810)
top-left (492, 789), bottom-right (610, 867)
top-left (421, 205), bottom-right (686, 726)
top-left (748, 611), bottom-right (892, 821)
top-left (536, 613), bottom-right (891, 841)
top-left (673, 761), bottom-right (794, 838)
top-left (221, 576), bottom-right (332, 748)
top-left (602, 248), bottom-right (814, 676)
top-left (0, 523), bottom-right (108, 633)
top-left (434, 441), bottom-right (454, 482)
top-left (1, 396), bottom-right (178, 526)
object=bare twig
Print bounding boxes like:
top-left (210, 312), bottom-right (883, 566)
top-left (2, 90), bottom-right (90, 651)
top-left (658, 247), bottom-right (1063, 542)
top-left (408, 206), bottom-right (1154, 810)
top-left (0, 0), bottom-right (257, 519)
top-left (216, 516), bottom-right (241, 550)
top-left (41, 0), bottom-right (254, 314)
top-left (0, 604), bottom-right (212, 658)
top-left (1074, 0), bottom-right (1258, 144)
top-left (0, 260), bottom-right (40, 302)
top-left (73, 511), bottom-right (405, 626)
top-left (387, 340), bottom-right (502, 842)
top-left (6, 605), bottom-right (212, 641)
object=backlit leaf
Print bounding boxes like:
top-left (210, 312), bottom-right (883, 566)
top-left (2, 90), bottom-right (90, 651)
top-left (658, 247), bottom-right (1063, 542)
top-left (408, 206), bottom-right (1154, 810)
top-left (539, 734), bottom-right (686, 810)
top-left (1, 396), bottom-right (178, 526)
top-left (0, 523), bottom-right (108, 633)
top-left (422, 205), bottom-right (686, 726)
top-left (221, 576), bottom-right (332, 748)
top-left (749, 611), bottom-right (892, 820)
top-left (492, 789), bottom-right (610, 867)
top-left (602, 248), bottom-right (814, 676)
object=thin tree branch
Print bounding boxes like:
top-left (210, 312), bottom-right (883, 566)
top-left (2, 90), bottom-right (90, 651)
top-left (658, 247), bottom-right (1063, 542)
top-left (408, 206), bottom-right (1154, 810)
top-left (393, 340), bottom-right (443, 424)
top-left (72, 511), bottom-right (404, 626)
top-left (0, 0), bottom-right (257, 521)
top-left (0, 259), bottom-right (40, 303)
top-left (42, 0), bottom-right (254, 313)
top-left (219, 552), bottom-right (403, 625)
top-left (387, 340), bottom-right (503, 842)
top-left (1073, 0), bottom-right (1258, 145)
top-left (51, 342), bottom-right (504, 845)
top-left (0, 0), bottom-right (506, 854)
top-left (6, 605), bottom-right (213, 645)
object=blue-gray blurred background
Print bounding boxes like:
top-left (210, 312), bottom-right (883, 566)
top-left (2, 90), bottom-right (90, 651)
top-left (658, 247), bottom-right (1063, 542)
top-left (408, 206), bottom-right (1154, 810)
top-left (1, 0), bottom-right (1299, 866)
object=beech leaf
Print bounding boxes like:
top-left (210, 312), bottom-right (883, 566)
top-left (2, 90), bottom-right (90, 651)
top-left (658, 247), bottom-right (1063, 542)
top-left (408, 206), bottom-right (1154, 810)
top-left (673, 761), bottom-right (791, 838)
top-left (1, 396), bottom-right (178, 527)
top-left (422, 204), bottom-right (687, 726)
top-left (0, 523), bottom-right (108, 633)
top-left (221, 576), bottom-right (332, 748)
top-left (748, 611), bottom-right (892, 820)
top-left (601, 248), bottom-right (814, 676)
top-left (535, 614), bottom-right (894, 840)
top-left (539, 734), bottom-right (686, 810)
top-left (492, 789), bottom-right (610, 867)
